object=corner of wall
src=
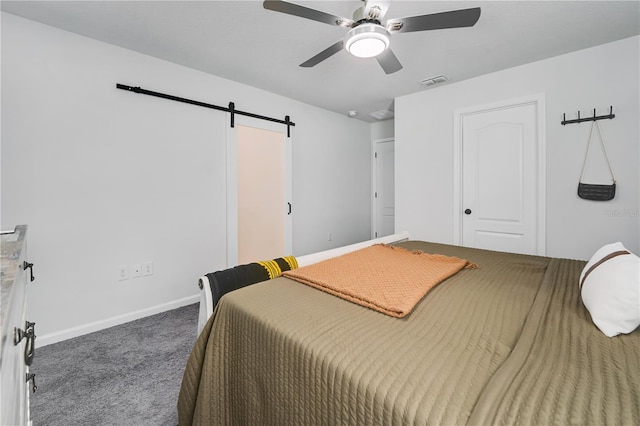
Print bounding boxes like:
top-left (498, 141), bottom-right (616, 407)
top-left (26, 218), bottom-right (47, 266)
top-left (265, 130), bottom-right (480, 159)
top-left (370, 119), bottom-right (395, 141)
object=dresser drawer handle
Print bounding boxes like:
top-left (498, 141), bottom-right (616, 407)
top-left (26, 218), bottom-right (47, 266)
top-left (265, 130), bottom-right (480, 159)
top-left (13, 321), bottom-right (36, 366)
top-left (23, 261), bottom-right (35, 282)
top-left (26, 373), bottom-right (37, 393)
top-left (24, 321), bottom-right (36, 366)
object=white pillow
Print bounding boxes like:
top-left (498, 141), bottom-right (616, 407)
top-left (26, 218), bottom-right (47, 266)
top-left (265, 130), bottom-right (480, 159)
top-left (580, 242), bottom-right (640, 337)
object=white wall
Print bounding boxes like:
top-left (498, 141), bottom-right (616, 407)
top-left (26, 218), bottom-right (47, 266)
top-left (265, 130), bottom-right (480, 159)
top-left (371, 119), bottom-right (394, 141)
top-left (1, 13), bottom-right (372, 342)
top-left (396, 36), bottom-right (639, 260)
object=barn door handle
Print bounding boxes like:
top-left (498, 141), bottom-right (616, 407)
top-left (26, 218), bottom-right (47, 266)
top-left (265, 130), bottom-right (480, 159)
top-left (464, 209), bottom-right (472, 215)
top-left (287, 202), bottom-right (292, 215)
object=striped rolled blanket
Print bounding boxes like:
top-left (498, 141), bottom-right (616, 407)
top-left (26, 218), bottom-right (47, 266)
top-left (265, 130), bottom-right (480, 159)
top-left (206, 256), bottom-right (297, 310)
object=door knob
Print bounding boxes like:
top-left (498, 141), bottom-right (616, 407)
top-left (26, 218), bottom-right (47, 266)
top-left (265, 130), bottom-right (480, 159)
top-left (464, 209), bottom-right (472, 215)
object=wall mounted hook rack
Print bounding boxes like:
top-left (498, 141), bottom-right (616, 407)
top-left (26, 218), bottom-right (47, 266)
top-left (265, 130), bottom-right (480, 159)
top-left (561, 106), bottom-right (615, 125)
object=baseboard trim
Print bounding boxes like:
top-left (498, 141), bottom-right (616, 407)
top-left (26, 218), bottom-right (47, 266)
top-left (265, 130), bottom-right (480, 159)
top-left (37, 295), bottom-right (200, 347)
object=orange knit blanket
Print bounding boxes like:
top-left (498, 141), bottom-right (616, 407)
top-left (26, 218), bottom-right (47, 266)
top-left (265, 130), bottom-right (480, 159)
top-left (283, 244), bottom-right (477, 318)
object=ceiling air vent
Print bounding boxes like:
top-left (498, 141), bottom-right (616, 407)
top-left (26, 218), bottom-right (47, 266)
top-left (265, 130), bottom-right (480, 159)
top-left (369, 109), bottom-right (394, 120)
top-left (419, 75), bottom-right (448, 87)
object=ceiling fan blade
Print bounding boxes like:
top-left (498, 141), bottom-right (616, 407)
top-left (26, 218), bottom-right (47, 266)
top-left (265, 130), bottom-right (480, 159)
top-left (300, 40), bottom-right (345, 68)
top-left (263, 0), bottom-right (353, 27)
top-left (387, 7), bottom-right (481, 33)
top-left (376, 48), bottom-right (403, 74)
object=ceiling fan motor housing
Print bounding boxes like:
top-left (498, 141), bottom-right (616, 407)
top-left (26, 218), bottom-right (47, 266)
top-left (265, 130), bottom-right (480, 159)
top-left (345, 1), bottom-right (391, 58)
top-left (353, 4), bottom-right (383, 22)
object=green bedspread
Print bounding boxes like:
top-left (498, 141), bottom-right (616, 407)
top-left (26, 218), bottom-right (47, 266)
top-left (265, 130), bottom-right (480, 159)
top-left (178, 241), bottom-right (639, 425)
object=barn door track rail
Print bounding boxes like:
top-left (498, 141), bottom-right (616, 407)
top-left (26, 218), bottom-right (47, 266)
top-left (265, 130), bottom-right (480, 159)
top-left (561, 106), bottom-right (615, 125)
top-left (116, 83), bottom-right (295, 137)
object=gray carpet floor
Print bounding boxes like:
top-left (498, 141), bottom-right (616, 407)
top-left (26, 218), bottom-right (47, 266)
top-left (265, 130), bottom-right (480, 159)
top-left (30, 303), bottom-right (199, 426)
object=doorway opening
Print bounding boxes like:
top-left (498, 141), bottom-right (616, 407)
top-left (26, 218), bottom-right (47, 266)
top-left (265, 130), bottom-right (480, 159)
top-left (373, 138), bottom-right (395, 238)
top-left (226, 119), bottom-right (292, 266)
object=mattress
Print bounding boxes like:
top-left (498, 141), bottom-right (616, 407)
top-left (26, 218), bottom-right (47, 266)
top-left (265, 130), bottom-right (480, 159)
top-left (178, 241), bottom-right (639, 425)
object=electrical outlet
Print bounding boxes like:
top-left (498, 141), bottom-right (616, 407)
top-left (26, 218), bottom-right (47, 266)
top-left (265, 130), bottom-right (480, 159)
top-left (117, 265), bottom-right (129, 281)
top-left (131, 263), bottom-right (142, 278)
top-left (142, 261), bottom-right (153, 276)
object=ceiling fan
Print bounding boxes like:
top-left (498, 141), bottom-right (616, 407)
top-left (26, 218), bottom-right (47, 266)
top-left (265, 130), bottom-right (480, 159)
top-left (263, 0), bottom-right (481, 74)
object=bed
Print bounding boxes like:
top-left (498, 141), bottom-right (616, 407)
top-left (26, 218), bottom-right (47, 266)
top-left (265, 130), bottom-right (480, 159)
top-left (179, 239), bottom-right (639, 425)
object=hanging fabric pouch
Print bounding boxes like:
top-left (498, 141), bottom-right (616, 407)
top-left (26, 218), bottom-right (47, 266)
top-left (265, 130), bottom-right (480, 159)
top-left (578, 121), bottom-right (616, 201)
top-left (578, 182), bottom-right (616, 201)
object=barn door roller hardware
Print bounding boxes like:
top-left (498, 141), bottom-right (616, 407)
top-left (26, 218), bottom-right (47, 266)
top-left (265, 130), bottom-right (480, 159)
top-left (561, 106), bottom-right (615, 125)
top-left (116, 84), bottom-right (295, 137)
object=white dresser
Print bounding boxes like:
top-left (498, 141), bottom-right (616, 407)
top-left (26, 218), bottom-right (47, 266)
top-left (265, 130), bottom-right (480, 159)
top-left (1, 225), bottom-right (35, 425)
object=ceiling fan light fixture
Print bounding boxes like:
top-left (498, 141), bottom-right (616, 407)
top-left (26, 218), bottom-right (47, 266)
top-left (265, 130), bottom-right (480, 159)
top-left (344, 23), bottom-right (390, 58)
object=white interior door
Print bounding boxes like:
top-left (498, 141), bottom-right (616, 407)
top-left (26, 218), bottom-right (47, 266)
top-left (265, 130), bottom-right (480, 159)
top-left (456, 97), bottom-right (545, 255)
top-left (227, 119), bottom-right (292, 266)
top-left (374, 139), bottom-right (395, 238)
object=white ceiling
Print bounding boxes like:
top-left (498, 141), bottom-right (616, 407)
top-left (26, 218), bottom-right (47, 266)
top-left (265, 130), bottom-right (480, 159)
top-left (2, 1), bottom-right (639, 122)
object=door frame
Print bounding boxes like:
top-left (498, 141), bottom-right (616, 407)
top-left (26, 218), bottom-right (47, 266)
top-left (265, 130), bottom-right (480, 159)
top-left (372, 137), bottom-right (394, 238)
top-left (226, 115), bottom-right (293, 267)
top-left (452, 93), bottom-right (546, 255)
